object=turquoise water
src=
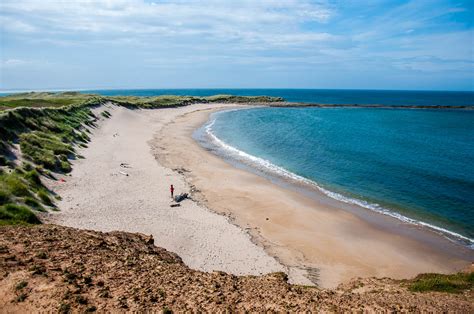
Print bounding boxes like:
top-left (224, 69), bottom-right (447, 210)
top-left (205, 107), bottom-right (474, 246)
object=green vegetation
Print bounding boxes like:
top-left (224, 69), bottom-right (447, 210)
top-left (108, 94), bottom-right (283, 109)
top-left (15, 281), bottom-right (28, 290)
top-left (0, 95), bottom-right (106, 225)
top-left (59, 302), bottom-right (71, 314)
top-left (16, 293), bottom-right (27, 302)
top-left (0, 92), bottom-right (96, 111)
top-left (36, 251), bottom-right (48, 259)
top-left (0, 165), bottom-right (55, 224)
top-left (205, 94), bottom-right (282, 103)
top-left (101, 110), bottom-right (111, 118)
top-left (408, 272), bottom-right (473, 293)
top-left (1, 92), bottom-right (283, 112)
top-left (0, 91), bottom-right (283, 225)
top-left (162, 307), bottom-right (173, 314)
top-left (0, 203), bottom-right (41, 225)
top-left (0, 98), bottom-right (103, 171)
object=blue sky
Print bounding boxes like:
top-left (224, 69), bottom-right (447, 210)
top-left (0, 0), bottom-right (473, 91)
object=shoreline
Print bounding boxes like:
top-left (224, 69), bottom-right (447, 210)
top-left (195, 108), bottom-right (473, 248)
top-left (155, 105), bottom-right (473, 288)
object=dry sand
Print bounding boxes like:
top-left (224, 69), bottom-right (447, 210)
top-left (45, 103), bottom-right (286, 279)
top-left (46, 103), bottom-right (472, 289)
top-left (155, 106), bottom-right (473, 288)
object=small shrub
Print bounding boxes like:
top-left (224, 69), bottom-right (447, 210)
top-left (0, 190), bottom-right (9, 205)
top-left (37, 190), bottom-right (54, 206)
top-left (0, 204), bottom-right (40, 224)
top-left (30, 264), bottom-right (46, 275)
top-left (36, 251), bottom-right (48, 259)
top-left (101, 111), bottom-right (111, 118)
top-left (15, 281), bottom-right (28, 290)
top-left (24, 169), bottom-right (42, 186)
top-left (2, 174), bottom-right (30, 197)
top-left (59, 302), bottom-right (71, 314)
top-left (99, 290), bottom-right (109, 298)
top-left (63, 270), bottom-right (77, 283)
top-left (0, 156), bottom-right (8, 166)
top-left (22, 163), bottom-right (34, 171)
top-left (84, 276), bottom-right (92, 285)
top-left (24, 197), bottom-right (45, 212)
top-left (76, 295), bottom-right (88, 304)
top-left (59, 160), bottom-right (72, 173)
top-left (409, 272), bottom-right (474, 293)
top-left (16, 293), bottom-right (27, 302)
top-left (162, 307), bottom-right (173, 314)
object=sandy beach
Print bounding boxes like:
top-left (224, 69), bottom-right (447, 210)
top-left (45, 103), bottom-right (286, 279)
top-left (155, 105), bottom-right (473, 288)
top-left (46, 103), bottom-right (472, 288)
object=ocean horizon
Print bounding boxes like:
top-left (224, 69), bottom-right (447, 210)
top-left (1, 88), bottom-right (473, 107)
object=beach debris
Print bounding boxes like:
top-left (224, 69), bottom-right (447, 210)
top-left (174, 167), bottom-right (190, 175)
top-left (119, 171), bottom-right (129, 177)
top-left (59, 178), bottom-right (66, 183)
top-left (170, 203), bottom-right (181, 208)
top-left (173, 193), bottom-right (188, 203)
top-left (113, 133), bottom-right (119, 137)
top-left (120, 162), bottom-right (131, 168)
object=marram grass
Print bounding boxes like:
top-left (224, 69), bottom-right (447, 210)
top-left (408, 272), bottom-right (473, 293)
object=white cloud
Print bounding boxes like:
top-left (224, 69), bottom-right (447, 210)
top-left (1, 0), bottom-right (335, 48)
top-left (3, 59), bottom-right (27, 67)
top-left (0, 16), bottom-right (36, 33)
top-left (1, 0), bottom-right (472, 90)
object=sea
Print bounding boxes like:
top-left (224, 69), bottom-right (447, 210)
top-left (3, 88), bottom-right (474, 247)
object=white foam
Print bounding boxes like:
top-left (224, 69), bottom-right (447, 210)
top-left (203, 115), bottom-right (474, 249)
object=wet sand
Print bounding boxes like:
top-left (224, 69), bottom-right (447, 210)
top-left (155, 106), bottom-right (473, 288)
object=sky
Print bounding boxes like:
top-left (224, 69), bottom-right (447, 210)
top-left (0, 0), bottom-right (473, 91)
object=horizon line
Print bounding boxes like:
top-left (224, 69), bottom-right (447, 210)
top-left (1, 87), bottom-right (474, 94)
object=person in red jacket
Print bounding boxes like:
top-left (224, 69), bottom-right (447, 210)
top-left (170, 184), bottom-right (175, 199)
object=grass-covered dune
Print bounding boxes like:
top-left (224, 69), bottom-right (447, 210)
top-left (0, 92), bottom-right (283, 111)
top-left (0, 97), bottom-right (108, 225)
top-left (0, 92), bottom-right (283, 226)
top-left (0, 92), bottom-right (97, 111)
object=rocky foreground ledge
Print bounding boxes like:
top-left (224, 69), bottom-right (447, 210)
top-left (0, 225), bottom-right (472, 312)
